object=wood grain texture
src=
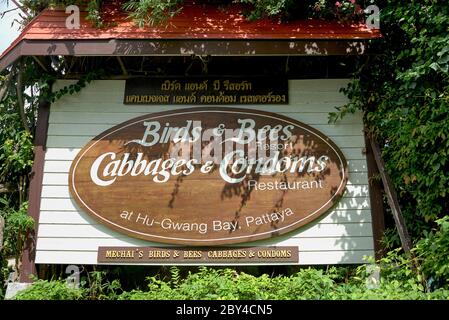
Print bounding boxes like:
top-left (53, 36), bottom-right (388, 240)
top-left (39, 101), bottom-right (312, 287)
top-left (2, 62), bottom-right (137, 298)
top-left (68, 107), bottom-right (349, 245)
top-left (38, 208), bottom-right (373, 225)
top-left (20, 101), bottom-right (50, 282)
top-left (41, 184), bottom-right (370, 199)
top-left (37, 222), bottom-right (373, 239)
top-left (44, 159), bottom-right (368, 174)
top-left (365, 132), bottom-right (386, 260)
top-left (42, 172), bottom-right (370, 186)
top-left (46, 134), bottom-right (365, 149)
top-left (44, 147), bottom-right (367, 161)
top-left (40, 191), bottom-right (370, 212)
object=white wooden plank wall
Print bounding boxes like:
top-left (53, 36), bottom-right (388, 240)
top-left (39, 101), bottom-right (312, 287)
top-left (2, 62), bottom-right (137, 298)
top-left (35, 79), bottom-right (374, 265)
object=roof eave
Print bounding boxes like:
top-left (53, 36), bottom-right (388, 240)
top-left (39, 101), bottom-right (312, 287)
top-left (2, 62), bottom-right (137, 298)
top-left (0, 37), bottom-right (378, 72)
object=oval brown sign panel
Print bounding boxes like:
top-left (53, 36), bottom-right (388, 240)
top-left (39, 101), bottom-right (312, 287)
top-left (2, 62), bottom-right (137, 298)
top-left (69, 107), bottom-right (348, 245)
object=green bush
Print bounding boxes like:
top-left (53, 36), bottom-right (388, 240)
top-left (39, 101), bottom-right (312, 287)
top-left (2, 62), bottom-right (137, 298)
top-left (13, 262), bottom-right (449, 300)
top-left (14, 279), bottom-right (86, 300)
top-left (12, 213), bottom-right (449, 301)
top-left (415, 216), bottom-right (449, 285)
top-left (330, 0), bottom-right (449, 244)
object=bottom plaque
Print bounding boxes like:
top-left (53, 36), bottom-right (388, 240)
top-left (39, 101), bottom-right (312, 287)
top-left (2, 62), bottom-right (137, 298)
top-left (98, 247), bottom-right (299, 264)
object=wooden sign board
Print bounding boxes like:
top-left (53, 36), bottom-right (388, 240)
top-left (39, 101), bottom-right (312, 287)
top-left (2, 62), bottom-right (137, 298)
top-left (69, 107), bottom-right (348, 246)
top-left (34, 79), bottom-right (374, 266)
top-left (98, 246), bottom-right (299, 264)
top-left (124, 77), bottom-right (288, 105)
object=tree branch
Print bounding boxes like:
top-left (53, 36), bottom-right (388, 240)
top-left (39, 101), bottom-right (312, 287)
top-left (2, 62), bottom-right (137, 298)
top-left (0, 215), bottom-right (4, 251)
top-left (16, 60), bottom-right (31, 134)
top-left (0, 67), bottom-right (14, 102)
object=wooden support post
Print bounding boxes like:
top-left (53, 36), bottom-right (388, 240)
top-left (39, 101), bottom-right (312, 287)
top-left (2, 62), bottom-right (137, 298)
top-left (116, 57), bottom-right (128, 76)
top-left (32, 56), bottom-right (48, 72)
top-left (368, 134), bottom-right (413, 254)
top-left (364, 132), bottom-right (386, 259)
top-left (19, 101), bottom-right (50, 282)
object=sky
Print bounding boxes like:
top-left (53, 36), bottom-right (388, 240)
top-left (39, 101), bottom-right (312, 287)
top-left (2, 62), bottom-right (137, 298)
top-left (0, 1), bottom-right (22, 55)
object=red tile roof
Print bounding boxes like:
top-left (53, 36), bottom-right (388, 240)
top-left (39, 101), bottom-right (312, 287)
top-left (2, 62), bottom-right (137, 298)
top-left (13, 5), bottom-right (381, 40)
top-left (0, 3), bottom-right (381, 70)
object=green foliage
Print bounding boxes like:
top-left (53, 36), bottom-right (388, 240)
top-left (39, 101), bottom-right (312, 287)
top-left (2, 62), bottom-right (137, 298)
top-left (19, 1), bottom-right (106, 27)
top-left (16, 0), bottom-right (372, 27)
top-left (0, 51), bottom-right (101, 295)
top-left (0, 200), bottom-right (34, 268)
top-left (0, 66), bottom-right (37, 196)
top-left (333, 0), bottom-right (364, 21)
top-left (235, 0), bottom-right (366, 22)
top-left (113, 263), bottom-right (449, 300)
top-left (0, 57), bottom-right (100, 295)
top-left (0, 256), bottom-right (8, 299)
top-left (169, 266), bottom-right (181, 287)
top-left (415, 216), bottom-right (449, 284)
top-left (49, 69), bottom-right (103, 103)
top-left (0, 130), bottom-right (34, 188)
top-left (13, 245), bottom-right (449, 300)
top-left (115, 242), bottom-right (449, 300)
top-left (85, 270), bottom-right (122, 300)
top-left (14, 270), bottom-right (123, 300)
top-left (0, 56), bottom-right (41, 297)
top-left (118, 0), bottom-right (368, 26)
top-left (123, 0), bottom-right (183, 27)
top-left (86, 0), bottom-right (104, 28)
top-left (236, 0), bottom-right (294, 20)
top-left (330, 0), bottom-right (449, 242)
top-left (0, 199), bottom-right (33, 297)
top-left (14, 278), bottom-right (86, 300)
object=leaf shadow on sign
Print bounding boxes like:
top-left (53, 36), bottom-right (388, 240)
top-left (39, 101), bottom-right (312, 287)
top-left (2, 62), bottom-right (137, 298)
top-left (115, 124), bottom-right (343, 230)
top-left (241, 183), bottom-right (372, 265)
top-left (211, 138), bottom-right (373, 265)
top-left (109, 114), bottom-right (369, 260)
top-left (207, 131), bottom-right (340, 236)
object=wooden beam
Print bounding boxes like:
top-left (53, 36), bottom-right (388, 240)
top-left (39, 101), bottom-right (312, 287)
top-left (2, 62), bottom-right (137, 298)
top-left (116, 56), bottom-right (128, 76)
top-left (32, 56), bottom-right (48, 72)
top-left (10, 0), bottom-right (30, 18)
top-left (364, 132), bottom-right (386, 259)
top-left (0, 67), bottom-right (14, 102)
top-left (1, 39), bottom-right (373, 72)
top-left (16, 59), bottom-right (30, 134)
top-left (19, 100), bottom-right (50, 282)
top-left (368, 134), bottom-right (413, 254)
